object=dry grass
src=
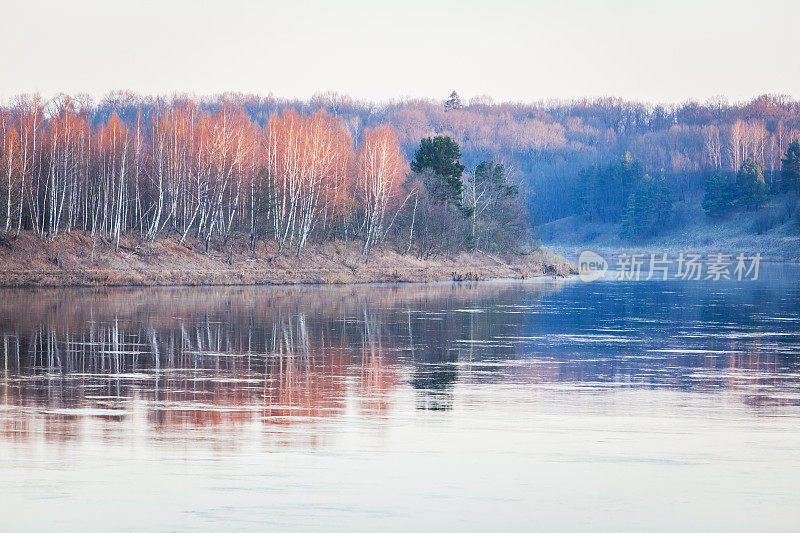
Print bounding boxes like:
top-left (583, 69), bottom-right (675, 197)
top-left (0, 232), bottom-right (576, 288)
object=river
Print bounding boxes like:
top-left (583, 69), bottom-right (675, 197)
top-left (1, 265), bottom-right (798, 531)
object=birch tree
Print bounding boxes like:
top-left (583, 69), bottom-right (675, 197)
top-left (357, 125), bottom-right (406, 254)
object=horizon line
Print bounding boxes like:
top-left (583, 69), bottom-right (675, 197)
top-left (2, 90), bottom-right (799, 110)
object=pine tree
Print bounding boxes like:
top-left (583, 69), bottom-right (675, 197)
top-left (410, 136), bottom-right (465, 204)
top-left (444, 91), bottom-right (463, 112)
top-left (576, 152), bottom-right (645, 223)
top-left (620, 175), bottom-right (672, 239)
top-left (702, 167), bottom-right (737, 217)
top-left (736, 158), bottom-right (770, 210)
top-left (781, 139), bottom-right (800, 193)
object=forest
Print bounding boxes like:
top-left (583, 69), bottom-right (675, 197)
top-left (1, 91), bottom-right (799, 257)
top-left (0, 93), bottom-right (528, 257)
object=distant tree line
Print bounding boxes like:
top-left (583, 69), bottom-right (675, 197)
top-left (698, 139), bottom-right (800, 218)
top-left (572, 136), bottom-right (799, 239)
top-left (301, 91), bottom-right (800, 224)
top-left (6, 90), bottom-right (798, 226)
top-left (3, 90), bottom-right (799, 248)
top-left (572, 152), bottom-right (672, 238)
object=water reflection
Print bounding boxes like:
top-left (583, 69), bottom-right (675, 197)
top-left (1, 269), bottom-right (799, 448)
top-left (0, 284), bottom-right (535, 445)
top-left (2, 270), bottom-right (800, 531)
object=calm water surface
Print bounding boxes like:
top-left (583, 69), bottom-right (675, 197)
top-left (1, 266), bottom-right (799, 531)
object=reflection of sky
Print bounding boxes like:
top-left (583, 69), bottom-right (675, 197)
top-left (0, 271), bottom-right (799, 531)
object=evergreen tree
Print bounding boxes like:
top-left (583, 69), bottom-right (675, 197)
top-left (620, 175), bottom-right (672, 239)
top-left (576, 152), bottom-right (645, 223)
top-left (781, 139), bottom-right (800, 193)
top-left (444, 91), bottom-right (463, 111)
top-left (617, 152), bottom-right (645, 199)
top-left (736, 158), bottom-right (770, 210)
top-left (410, 136), bottom-right (466, 204)
top-left (701, 167), bottom-right (737, 217)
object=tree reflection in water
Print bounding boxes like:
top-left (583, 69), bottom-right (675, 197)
top-left (1, 273), bottom-right (799, 446)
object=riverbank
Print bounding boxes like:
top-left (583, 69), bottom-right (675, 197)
top-left (0, 232), bottom-right (575, 288)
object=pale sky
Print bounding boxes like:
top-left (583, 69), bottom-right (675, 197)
top-left (2, 0), bottom-right (799, 105)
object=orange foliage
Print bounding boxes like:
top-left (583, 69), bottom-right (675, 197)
top-left (356, 125), bottom-right (408, 253)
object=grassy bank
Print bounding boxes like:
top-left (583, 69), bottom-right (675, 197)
top-left (537, 195), bottom-right (800, 262)
top-left (0, 232), bottom-right (575, 288)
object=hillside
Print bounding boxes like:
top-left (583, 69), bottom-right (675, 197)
top-left (538, 195), bottom-right (800, 261)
